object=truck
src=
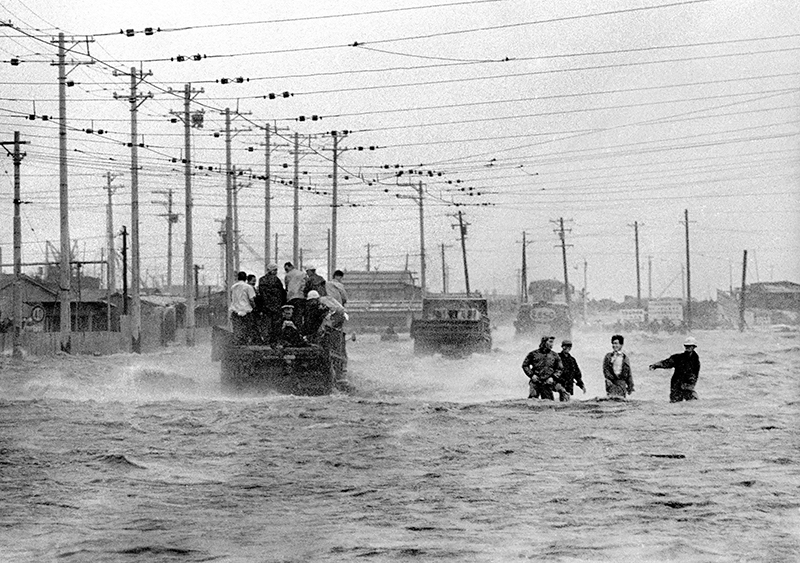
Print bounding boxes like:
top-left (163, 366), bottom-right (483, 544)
top-left (410, 294), bottom-right (492, 357)
top-left (211, 326), bottom-right (347, 396)
top-left (514, 301), bottom-right (572, 342)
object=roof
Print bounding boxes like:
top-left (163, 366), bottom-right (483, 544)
top-left (342, 270), bottom-right (418, 286)
top-left (0, 274), bottom-right (58, 296)
top-left (748, 281), bottom-right (800, 294)
top-left (140, 295), bottom-right (187, 307)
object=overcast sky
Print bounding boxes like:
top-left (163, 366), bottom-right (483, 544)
top-left (1, 0), bottom-right (798, 301)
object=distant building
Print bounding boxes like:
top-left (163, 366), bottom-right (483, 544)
top-left (744, 281), bottom-right (800, 312)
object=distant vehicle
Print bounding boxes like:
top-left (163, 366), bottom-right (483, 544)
top-left (211, 326), bottom-right (347, 396)
top-left (514, 301), bottom-right (572, 341)
top-left (410, 294), bottom-right (492, 357)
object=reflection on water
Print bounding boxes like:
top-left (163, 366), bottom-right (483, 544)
top-left (1, 327), bottom-right (798, 561)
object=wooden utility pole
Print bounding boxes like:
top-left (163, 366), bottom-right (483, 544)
top-left (221, 108), bottom-right (251, 294)
top-left (396, 181), bottom-right (426, 294)
top-left (121, 226), bottom-right (128, 315)
top-left (328, 130), bottom-right (348, 275)
top-left (259, 124), bottom-right (288, 270)
top-left (292, 132), bottom-right (300, 265)
top-left (441, 243), bottom-right (452, 294)
top-left (169, 83), bottom-right (203, 346)
top-left (153, 188), bottom-right (179, 289)
top-left (454, 211), bottom-right (470, 295)
top-left (104, 172), bottom-right (120, 293)
top-left (57, 33), bottom-right (72, 351)
top-left (520, 231), bottom-right (533, 303)
top-left (630, 221), bottom-right (642, 308)
top-left (683, 209), bottom-right (693, 330)
top-left (583, 258), bottom-right (588, 324)
top-left (1, 132), bottom-right (27, 359)
top-left (552, 218), bottom-right (573, 306)
top-left (365, 243), bottom-right (375, 271)
top-left (739, 250), bottom-right (748, 332)
top-left (648, 255), bottom-right (653, 301)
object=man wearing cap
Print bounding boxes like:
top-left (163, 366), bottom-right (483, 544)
top-left (279, 304), bottom-right (307, 347)
top-left (300, 290), bottom-right (330, 339)
top-left (556, 339), bottom-right (586, 402)
top-left (327, 270), bottom-right (348, 306)
top-left (521, 335), bottom-right (563, 400)
top-left (303, 265), bottom-right (327, 297)
top-left (649, 336), bottom-right (701, 403)
top-left (257, 263), bottom-right (286, 344)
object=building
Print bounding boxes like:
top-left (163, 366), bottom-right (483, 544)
top-left (744, 281), bottom-right (800, 312)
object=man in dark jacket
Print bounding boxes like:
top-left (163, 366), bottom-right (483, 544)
top-left (302, 265), bottom-right (327, 297)
top-left (649, 336), bottom-right (701, 403)
top-left (557, 339), bottom-right (586, 402)
top-left (300, 290), bottom-right (330, 339)
top-left (257, 263), bottom-right (286, 344)
top-left (521, 335), bottom-right (563, 400)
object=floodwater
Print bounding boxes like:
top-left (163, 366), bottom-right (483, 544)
top-left (1, 325), bottom-right (798, 562)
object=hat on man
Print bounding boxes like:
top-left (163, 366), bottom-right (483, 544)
top-left (305, 265), bottom-right (316, 271)
top-left (561, 339), bottom-right (573, 347)
top-left (267, 262), bottom-right (278, 271)
top-left (281, 304), bottom-right (294, 310)
top-left (306, 290), bottom-right (320, 300)
top-left (684, 336), bottom-right (697, 347)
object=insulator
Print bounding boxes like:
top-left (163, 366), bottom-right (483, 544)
top-left (171, 158), bottom-right (177, 163)
top-left (298, 116), bottom-right (305, 121)
top-left (344, 176), bottom-right (349, 180)
top-left (41, 115), bottom-right (49, 121)
top-left (311, 115), bottom-right (318, 121)
top-left (213, 132), bottom-right (220, 138)
top-left (10, 58), bottom-right (20, 66)
top-left (192, 54), bottom-right (203, 61)
top-left (235, 77), bottom-right (244, 83)
top-left (247, 147), bottom-right (254, 152)
top-left (282, 91), bottom-right (290, 98)
top-left (369, 146), bottom-right (375, 150)
top-left (268, 93), bottom-right (276, 99)
top-left (220, 78), bottom-right (229, 84)
top-left (176, 55), bottom-right (185, 62)
top-left (125, 29), bottom-right (135, 37)
top-left (343, 130), bottom-right (349, 134)
top-left (144, 27), bottom-right (154, 35)
top-left (97, 129), bottom-right (104, 135)
top-left (357, 146), bottom-right (363, 151)
top-left (182, 159), bottom-right (187, 163)
top-left (170, 118), bottom-right (177, 123)
top-left (28, 115), bottom-right (35, 120)
top-left (85, 128), bottom-right (93, 134)
top-left (282, 163), bottom-right (288, 168)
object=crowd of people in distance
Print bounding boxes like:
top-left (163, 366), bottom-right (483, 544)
top-left (522, 334), bottom-right (701, 403)
top-left (229, 263), bottom-right (348, 348)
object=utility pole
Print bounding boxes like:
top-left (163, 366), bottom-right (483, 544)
top-left (104, 172), bottom-right (120, 293)
top-left (629, 221), bottom-right (642, 308)
top-left (233, 167), bottom-right (240, 271)
top-left (326, 229), bottom-right (331, 279)
top-left (114, 66), bottom-right (152, 353)
top-left (274, 233), bottom-right (279, 265)
top-left (365, 243), bottom-right (375, 271)
top-left (648, 255), bottom-right (653, 301)
top-left (221, 108), bottom-right (251, 295)
top-left (1, 132), bottom-right (28, 359)
top-left (739, 250), bottom-right (748, 332)
top-left (441, 243), bottom-right (452, 294)
top-left (121, 226), bottom-right (128, 315)
top-left (292, 132), bottom-right (300, 265)
top-left (682, 209), bottom-right (693, 330)
top-left (194, 264), bottom-right (203, 300)
top-left (519, 231), bottom-right (534, 303)
top-left (324, 130), bottom-right (350, 275)
top-left (260, 124), bottom-right (288, 270)
top-left (452, 211), bottom-right (471, 295)
top-left (396, 181), bottom-right (426, 295)
top-left (583, 258), bottom-right (588, 325)
top-left (552, 218), bottom-right (573, 307)
top-left (169, 83), bottom-right (203, 346)
top-left (152, 188), bottom-right (179, 289)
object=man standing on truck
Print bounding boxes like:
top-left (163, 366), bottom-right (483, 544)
top-left (257, 263), bottom-right (286, 345)
top-left (229, 271), bottom-right (256, 344)
top-left (522, 335), bottom-right (563, 400)
top-left (284, 261), bottom-right (306, 325)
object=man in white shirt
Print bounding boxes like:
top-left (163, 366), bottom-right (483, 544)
top-left (327, 270), bottom-right (348, 307)
top-left (229, 271), bottom-right (256, 344)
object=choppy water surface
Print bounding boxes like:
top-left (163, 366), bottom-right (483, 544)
top-left (1, 327), bottom-right (798, 562)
